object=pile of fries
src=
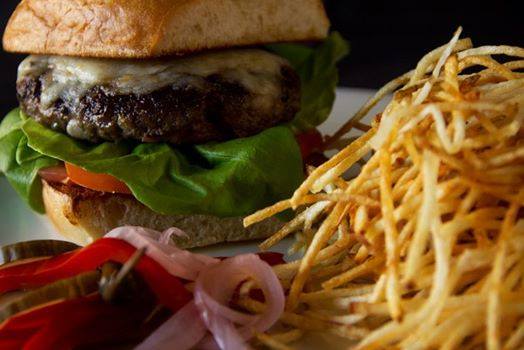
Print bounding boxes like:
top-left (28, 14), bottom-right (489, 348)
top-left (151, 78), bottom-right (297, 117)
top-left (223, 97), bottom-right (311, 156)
top-left (244, 28), bottom-right (524, 349)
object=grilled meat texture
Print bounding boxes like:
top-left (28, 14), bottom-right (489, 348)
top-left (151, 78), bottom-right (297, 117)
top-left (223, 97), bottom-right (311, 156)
top-left (17, 66), bottom-right (300, 144)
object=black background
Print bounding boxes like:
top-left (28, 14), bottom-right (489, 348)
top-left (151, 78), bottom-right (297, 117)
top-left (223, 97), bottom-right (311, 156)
top-left (0, 0), bottom-right (522, 116)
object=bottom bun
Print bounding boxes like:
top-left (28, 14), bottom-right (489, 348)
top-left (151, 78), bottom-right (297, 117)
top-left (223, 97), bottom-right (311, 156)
top-left (42, 180), bottom-right (282, 248)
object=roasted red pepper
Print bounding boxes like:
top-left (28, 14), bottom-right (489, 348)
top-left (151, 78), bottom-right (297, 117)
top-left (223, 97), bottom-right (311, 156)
top-left (0, 238), bottom-right (191, 312)
top-left (0, 294), bottom-right (158, 350)
top-left (255, 252), bottom-right (285, 266)
top-left (0, 240), bottom-right (283, 349)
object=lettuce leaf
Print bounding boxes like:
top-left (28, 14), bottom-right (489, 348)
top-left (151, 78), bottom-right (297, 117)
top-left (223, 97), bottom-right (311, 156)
top-left (0, 109), bottom-right (303, 216)
top-left (268, 32), bottom-right (350, 131)
top-left (0, 110), bottom-right (60, 212)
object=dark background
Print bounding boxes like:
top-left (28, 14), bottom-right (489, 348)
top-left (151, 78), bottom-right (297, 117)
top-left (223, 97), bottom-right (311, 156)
top-left (0, 0), bottom-right (522, 116)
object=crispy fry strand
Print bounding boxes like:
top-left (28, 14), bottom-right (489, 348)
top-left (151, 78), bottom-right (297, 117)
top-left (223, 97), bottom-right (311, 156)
top-left (245, 30), bottom-right (524, 349)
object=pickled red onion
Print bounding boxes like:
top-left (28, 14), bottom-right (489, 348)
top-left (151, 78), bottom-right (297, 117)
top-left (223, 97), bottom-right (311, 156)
top-left (194, 254), bottom-right (284, 350)
top-left (106, 226), bottom-right (217, 281)
top-left (105, 226), bottom-right (285, 350)
top-left (159, 227), bottom-right (189, 244)
top-left (135, 301), bottom-right (207, 350)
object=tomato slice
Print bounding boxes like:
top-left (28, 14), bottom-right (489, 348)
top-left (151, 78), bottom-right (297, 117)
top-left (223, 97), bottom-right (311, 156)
top-left (296, 129), bottom-right (324, 159)
top-left (65, 163), bottom-right (131, 194)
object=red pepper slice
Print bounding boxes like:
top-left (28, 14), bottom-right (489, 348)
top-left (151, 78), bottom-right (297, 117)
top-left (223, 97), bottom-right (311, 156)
top-left (0, 238), bottom-right (191, 312)
top-left (0, 294), bottom-right (157, 350)
top-left (0, 297), bottom-right (94, 350)
top-left (256, 252), bottom-right (285, 266)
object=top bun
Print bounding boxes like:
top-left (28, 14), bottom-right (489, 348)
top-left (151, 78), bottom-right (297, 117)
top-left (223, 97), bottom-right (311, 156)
top-left (3, 0), bottom-right (330, 58)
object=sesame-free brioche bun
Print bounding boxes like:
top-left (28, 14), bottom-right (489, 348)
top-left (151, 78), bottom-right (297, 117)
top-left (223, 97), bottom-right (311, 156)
top-left (3, 0), bottom-right (330, 58)
top-left (42, 180), bottom-right (282, 247)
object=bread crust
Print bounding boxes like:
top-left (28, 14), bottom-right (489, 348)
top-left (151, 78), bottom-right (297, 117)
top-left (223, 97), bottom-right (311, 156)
top-left (42, 180), bottom-right (282, 247)
top-left (3, 0), bottom-right (330, 58)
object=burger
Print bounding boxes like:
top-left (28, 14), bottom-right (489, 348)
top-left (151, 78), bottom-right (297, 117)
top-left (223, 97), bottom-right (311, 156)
top-left (0, 0), bottom-right (347, 247)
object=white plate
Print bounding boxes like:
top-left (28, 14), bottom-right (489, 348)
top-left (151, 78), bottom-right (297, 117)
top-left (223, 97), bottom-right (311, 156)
top-left (0, 87), bottom-right (385, 253)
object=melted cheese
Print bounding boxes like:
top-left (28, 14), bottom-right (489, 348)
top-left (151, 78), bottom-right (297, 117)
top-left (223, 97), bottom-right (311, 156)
top-left (18, 49), bottom-right (287, 109)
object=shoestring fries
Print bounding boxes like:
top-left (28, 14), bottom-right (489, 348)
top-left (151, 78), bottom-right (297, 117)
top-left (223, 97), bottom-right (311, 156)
top-left (244, 27), bottom-right (524, 349)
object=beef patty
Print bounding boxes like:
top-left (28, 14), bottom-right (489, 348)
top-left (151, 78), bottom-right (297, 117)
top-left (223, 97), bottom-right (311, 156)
top-left (16, 50), bottom-right (301, 144)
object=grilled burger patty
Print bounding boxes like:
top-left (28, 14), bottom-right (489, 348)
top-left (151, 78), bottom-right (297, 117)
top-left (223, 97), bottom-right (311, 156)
top-left (16, 50), bottom-right (301, 144)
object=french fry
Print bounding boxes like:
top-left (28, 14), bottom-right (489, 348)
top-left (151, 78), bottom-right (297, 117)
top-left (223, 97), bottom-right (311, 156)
top-left (244, 30), bottom-right (524, 349)
top-left (255, 332), bottom-right (296, 350)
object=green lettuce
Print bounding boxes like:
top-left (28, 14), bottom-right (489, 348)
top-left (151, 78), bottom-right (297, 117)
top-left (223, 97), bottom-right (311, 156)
top-left (0, 33), bottom-right (349, 217)
top-left (0, 111), bottom-right (60, 212)
top-left (0, 109), bottom-right (303, 216)
top-left (269, 32), bottom-right (350, 131)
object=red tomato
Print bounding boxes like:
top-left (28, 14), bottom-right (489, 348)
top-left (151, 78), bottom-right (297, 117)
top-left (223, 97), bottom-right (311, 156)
top-left (296, 129), bottom-right (324, 159)
top-left (65, 163), bottom-right (131, 194)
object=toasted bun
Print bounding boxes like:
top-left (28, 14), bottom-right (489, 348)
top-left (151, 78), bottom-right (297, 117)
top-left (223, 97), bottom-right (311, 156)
top-left (42, 180), bottom-right (281, 248)
top-left (3, 0), bottom-right (329, 58)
